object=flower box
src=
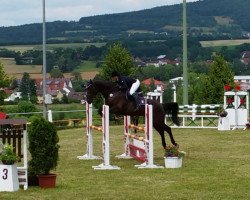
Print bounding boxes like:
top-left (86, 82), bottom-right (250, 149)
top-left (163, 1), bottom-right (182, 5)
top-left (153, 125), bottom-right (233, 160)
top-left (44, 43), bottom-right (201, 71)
top-left (164, 157), bottom-right (182, 168)
top-left (0, 164), bottom-right (19, 191)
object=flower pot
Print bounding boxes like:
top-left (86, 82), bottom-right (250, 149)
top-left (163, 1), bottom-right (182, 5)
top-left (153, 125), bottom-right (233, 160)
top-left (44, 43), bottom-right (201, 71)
top-left (1, 160), bottom-right (15, 165)
top-left (164, 157), bottom-right (182, 168)
top-left (37, 174), bottom-right (57, 188)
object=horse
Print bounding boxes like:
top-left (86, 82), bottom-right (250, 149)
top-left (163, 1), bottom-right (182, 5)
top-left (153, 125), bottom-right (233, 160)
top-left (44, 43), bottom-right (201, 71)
top-left (84, 79), bottom-right (180, 149)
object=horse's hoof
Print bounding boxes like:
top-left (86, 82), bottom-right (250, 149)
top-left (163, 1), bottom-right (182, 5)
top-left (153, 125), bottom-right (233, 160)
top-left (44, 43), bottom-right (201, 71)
top-left (174, 143), bottom-right (179, 149)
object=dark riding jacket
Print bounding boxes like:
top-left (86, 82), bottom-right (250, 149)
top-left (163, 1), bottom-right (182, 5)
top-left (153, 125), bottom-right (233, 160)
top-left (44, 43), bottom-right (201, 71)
top-left (116, 76), bottom-right (140, 92)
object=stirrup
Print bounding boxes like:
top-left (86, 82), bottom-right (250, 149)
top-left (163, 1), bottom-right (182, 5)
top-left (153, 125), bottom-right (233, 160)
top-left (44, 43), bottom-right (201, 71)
top-left (134, 105), bottom-right (140, 111)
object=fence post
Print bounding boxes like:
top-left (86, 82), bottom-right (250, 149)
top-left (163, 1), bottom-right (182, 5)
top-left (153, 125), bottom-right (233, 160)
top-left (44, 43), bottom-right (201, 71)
top-left (192, 104), bottom-right (197, 120)
top-left (47, 110), bottom-right (53, 122)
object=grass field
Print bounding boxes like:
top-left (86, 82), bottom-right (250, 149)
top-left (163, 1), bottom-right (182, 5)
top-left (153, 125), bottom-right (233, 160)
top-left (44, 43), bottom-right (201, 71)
top-left (200, 39), bottom-right (250, 47)
top-left (0, 42), bottom-right (106, 53)
top-left (0, 58), bottom-right (98, 80)
top-left (1, 127), bottom-right (250, 200)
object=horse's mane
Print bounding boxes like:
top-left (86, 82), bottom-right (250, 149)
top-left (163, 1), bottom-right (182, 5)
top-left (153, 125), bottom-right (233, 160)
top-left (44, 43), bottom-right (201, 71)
top-left (92, 80), bottom-right (118, 92)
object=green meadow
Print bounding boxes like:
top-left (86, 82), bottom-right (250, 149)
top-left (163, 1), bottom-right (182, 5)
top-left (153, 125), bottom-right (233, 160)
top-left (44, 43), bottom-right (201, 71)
top-left (1, 127), bottom-right (250, 200)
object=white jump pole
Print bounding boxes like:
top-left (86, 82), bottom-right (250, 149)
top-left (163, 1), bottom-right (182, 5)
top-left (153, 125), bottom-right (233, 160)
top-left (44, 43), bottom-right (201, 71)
top-left (136, 104), bottom-right (163, 169)
top-left (77, 103), bottom-right (101, 160)
top-left (93, 105), bottom-right (120, 170)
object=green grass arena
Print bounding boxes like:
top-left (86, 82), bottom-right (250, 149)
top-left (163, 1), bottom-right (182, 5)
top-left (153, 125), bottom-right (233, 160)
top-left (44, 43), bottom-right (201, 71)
top-left (1, 127), bottom-right (250, 200)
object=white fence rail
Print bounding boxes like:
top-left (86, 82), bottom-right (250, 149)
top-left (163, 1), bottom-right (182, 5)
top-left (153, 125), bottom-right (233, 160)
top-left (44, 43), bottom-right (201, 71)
top-left (6, 104), bottom-right (223, 129)
top-left (166, 114), bottom-right (219, 129)
top-left (166, 104), bottom-right (222, 129)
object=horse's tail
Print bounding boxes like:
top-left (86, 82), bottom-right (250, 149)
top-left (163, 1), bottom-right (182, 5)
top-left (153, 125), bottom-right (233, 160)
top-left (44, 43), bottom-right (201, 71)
top-left (162, 102), bottom-right (180, 126)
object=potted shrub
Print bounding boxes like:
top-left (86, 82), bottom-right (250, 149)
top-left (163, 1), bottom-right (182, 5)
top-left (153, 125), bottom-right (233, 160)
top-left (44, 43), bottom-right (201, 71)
top-left (164, 145), bottom-right (185, 168)
top-left (0, 144), bottom-right (19, 165)
top-left (28, 117), bottom-right (59, 188)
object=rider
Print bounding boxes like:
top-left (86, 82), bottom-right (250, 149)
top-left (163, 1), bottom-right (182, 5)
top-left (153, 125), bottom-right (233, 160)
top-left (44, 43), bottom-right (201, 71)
top-left (111, 70), bottom-right (141, 110)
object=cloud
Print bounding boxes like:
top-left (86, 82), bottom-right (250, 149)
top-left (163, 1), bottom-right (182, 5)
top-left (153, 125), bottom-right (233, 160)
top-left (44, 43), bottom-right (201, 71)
top-left (0, 0), bottom-right (198, 27)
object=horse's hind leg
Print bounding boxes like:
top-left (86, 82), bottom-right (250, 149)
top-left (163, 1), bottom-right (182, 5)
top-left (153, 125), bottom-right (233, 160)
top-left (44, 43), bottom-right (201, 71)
top-left (163, 123), bottom-right (178, 147)
top-left (154, 123), bottom-right (178, 149)
top-left (154, 125), bottom-right (167, 149)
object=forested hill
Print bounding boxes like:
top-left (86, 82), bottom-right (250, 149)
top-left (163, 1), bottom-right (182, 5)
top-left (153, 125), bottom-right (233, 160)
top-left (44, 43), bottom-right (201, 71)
top-left (0, 0), bottom-right (250, 45)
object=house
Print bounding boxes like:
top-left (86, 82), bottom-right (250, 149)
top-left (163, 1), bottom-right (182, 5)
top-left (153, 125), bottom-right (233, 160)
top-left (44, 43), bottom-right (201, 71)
top-left (35, 78), bottom-right (73, 91)
top-left (146, 55), bottom-right (181, 67)
top-left (21, 57), bottom-right (35, 64)
top-left (134, 57), bottom-right (146, 67)
top-left (142, 78), bottom-right (166, 90)
top-left (4, 91), bottom-right (22, 102)
top-left (145, 60), bottom-right (159, 67)
top-left (169, 77), bottom-right (183, 83)
top-left (35, 78), bottom-right (73, 103)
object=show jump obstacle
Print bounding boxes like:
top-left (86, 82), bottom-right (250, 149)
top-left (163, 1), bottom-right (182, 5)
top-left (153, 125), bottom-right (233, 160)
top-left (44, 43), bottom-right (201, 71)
top-left (77, 103), bottom-right (120, 170)
top-left (224, 91), bottom-right (249, 129)
top-left (0, 119), bottom-right (28, 190)
top-left (116, 104), bottom-right (163, 169)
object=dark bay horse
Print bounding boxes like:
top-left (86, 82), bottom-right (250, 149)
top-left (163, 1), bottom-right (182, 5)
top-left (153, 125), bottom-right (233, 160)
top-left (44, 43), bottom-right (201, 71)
top-left (84, 80), bottom-right (180, 149)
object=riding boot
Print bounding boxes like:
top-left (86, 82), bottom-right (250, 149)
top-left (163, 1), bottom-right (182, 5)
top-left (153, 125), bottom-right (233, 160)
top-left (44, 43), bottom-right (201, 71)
top-left (132, 93), bottom-right (140, 111)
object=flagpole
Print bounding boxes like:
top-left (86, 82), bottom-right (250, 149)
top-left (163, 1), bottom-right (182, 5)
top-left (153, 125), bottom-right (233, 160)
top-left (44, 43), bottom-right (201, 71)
top-left (183, 0), bottom-right (188, 105)
top-left (42, 0), bottom-right (47, 119)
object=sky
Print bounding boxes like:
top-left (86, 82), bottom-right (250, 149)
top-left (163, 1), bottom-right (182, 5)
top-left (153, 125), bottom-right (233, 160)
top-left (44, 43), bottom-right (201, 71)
top-left (0, 0), bottom-right (198, 27)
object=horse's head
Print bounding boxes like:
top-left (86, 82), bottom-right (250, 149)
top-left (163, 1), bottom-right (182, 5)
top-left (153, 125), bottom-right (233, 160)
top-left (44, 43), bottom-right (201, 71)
top-left (84, 80), bottom-right (98, 104)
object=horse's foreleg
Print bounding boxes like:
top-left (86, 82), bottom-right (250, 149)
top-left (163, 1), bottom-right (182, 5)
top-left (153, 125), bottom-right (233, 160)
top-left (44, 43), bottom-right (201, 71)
top-left (98, 107), bottom-right (102, 117)
top-left (132, 116), bottom-right (139, 133)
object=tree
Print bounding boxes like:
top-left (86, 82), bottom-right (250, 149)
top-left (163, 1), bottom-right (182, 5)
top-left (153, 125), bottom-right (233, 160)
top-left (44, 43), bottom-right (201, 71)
top-left (0, 62), bottom-right (10, 104)
top-left (50, 68), bottom-right (64, 78)
top-left (19, 72), bottom-right (37, 103)
top-left (100, 43), bottom-right (136, 80)
top-left (19, 72), bottom-right (31, 101)
top-left (93, 43), bottom-right (136, 109)
top-left (17, 101), bottom-right (37, 115)
top-left (71, 71), bottom-right (85, 92)
top-left (207, 54), bottom-right (234, 104)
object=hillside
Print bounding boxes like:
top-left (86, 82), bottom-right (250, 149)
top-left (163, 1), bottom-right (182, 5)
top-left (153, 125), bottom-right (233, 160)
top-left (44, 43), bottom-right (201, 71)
top-left (0, 0), bottom-right (250, 45)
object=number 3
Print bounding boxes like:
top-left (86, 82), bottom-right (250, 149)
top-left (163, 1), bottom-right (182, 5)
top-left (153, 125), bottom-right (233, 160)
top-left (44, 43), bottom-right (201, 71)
top-left (2, 169), bottom-right (8, 180)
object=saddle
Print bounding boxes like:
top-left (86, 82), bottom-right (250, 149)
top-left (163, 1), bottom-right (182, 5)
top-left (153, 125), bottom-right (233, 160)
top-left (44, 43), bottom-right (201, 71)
top-left (126, 92), bottom-right (146, 106)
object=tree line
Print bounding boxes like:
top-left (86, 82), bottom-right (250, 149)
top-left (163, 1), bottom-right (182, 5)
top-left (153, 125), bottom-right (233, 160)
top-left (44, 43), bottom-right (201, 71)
top-left (0, 0), bottom-right (250, 45)
top-left (1, 38), bottom-right (250, 74)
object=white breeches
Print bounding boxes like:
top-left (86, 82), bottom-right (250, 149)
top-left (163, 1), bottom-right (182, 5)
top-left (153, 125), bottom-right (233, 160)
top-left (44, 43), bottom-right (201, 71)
top-left (129, 79), bottom-right (140, 95)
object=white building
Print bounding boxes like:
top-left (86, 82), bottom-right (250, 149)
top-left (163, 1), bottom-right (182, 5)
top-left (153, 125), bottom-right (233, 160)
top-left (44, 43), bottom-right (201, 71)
top-left (4, 92), bottom-right (22, 102)
top-left (234, 76), bottom-right (250, 83)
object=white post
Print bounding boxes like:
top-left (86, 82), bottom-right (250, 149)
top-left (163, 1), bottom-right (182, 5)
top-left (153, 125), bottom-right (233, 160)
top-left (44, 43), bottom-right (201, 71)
top-left (77, 103), bottom-right (101, 160)
top-left (192, 104), bottom-right (197, 120)
top-left (103, 105), bottom-right (110, 166)
top-left (116, 116), bottom-right (132, 159)
top-left (16, 124), bottom-right (28, 190)
top-left (172, 84), bottom-right (176, 102)
top-left (137, 104), bottom-right (163, 169)
top-left (23, 125), bottom-right (28, 190)
top-left (93, 105), bottom-right (120, 170)
top-left (47, 110), bottom-right (53, 122)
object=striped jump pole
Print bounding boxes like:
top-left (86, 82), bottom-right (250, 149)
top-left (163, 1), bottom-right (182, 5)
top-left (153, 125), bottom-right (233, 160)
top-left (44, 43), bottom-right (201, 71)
top-left (116, 104), bottom-right (163, 169)
top-left (77, 103), bottom-right (120, 170)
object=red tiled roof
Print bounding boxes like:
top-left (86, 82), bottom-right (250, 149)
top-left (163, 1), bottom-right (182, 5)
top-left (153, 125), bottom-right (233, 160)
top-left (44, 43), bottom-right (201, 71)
top-left (142, 78), bottom-right (165, 86)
